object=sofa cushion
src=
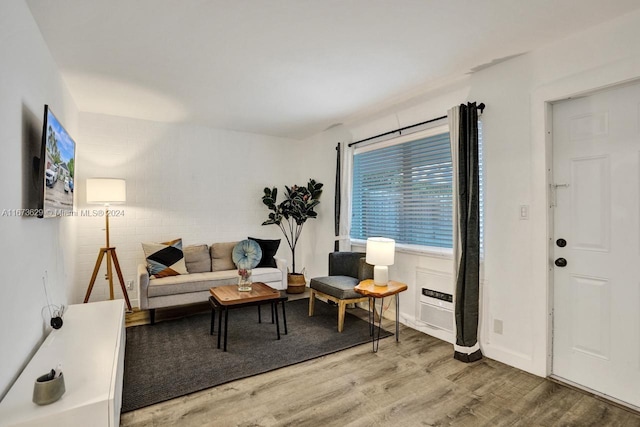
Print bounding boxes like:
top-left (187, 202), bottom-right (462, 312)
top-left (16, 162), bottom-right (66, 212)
top-left (248, 237), bottom-right (280, 268)
top-left (310, 275), bottom-right (361, 299)
top-left (184, 244), bottom-right (211, 273)
top-left (251, 267), bottom-right (283, 284)
top-left (232, 239), bottom-right (262, 269)
top-left (210, 241), bottom-right (238, 271)
top-left (142, 238), bottom-right (188, 279)
top-left (147, 267), bottom-right (283, 297)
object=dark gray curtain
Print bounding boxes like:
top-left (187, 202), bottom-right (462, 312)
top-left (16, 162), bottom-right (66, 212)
top-left (454, 103), bottom-right (483, 363)
top-left (334, 143), bottom-right (341, 251)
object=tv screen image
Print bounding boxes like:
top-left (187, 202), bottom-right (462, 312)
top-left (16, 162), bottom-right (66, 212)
top-left (40, 105), bottom-right (76, 218)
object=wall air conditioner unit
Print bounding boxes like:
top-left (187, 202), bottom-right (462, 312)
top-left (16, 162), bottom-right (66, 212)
top-left (418, 289), bottom-right (454, 332)
top-left (415, 268), bottom-right (454, 333)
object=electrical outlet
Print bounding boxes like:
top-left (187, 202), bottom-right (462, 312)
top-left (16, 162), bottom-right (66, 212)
top-left (126, 280), bottom-right (134, 290)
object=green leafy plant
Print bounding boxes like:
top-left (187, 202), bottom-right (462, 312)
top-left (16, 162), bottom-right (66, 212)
top-left (261, 179), bottom-right (323, 274)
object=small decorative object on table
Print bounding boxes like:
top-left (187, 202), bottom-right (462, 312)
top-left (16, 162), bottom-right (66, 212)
top-left (232, 240), bottom-right (262, 292)
top-left (237, 268), bottom-right (252, 291)
top-left (32, 365), bottom-right (65, 405)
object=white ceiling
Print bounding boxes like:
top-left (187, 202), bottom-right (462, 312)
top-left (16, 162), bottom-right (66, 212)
top-left (26, 0), bottom-right (640, 139)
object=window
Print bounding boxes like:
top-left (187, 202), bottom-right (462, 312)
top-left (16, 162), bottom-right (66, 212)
top-left (351, 126), bottom-right (453, 248)
top-left (350, 123), bottom-right (484, 251)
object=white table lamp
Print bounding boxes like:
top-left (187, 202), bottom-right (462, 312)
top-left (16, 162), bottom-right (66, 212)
top-left (366, 237), bottom-right (395, 286)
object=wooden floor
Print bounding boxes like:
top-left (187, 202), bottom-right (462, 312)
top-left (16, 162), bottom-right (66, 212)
top-left (121, 297), bottom-right (640, 427)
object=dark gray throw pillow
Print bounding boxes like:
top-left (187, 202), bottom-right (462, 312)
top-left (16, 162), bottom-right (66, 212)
top-left (248, 237), bottom-right (280, 268)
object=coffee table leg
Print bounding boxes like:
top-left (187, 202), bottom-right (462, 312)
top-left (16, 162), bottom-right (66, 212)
top-left (224, 308), bottom-right (229, 351)
top-left (281, 300), bottom-right (287, 335)
top-left (271, 304), bottom-right (275, 324)
top-left (214, 306), bottom-right (216, 335)
top-left (273, 302), bottom-right (280, 340)
top-left (217, 307), bottom-right (223, 349)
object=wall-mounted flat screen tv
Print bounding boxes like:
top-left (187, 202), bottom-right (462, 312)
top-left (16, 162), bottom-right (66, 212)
top-left (39, 105), bottom-right (76, 218)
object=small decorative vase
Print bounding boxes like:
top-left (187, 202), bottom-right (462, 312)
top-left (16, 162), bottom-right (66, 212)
top-left (238, 269), bottom-right (252, 292)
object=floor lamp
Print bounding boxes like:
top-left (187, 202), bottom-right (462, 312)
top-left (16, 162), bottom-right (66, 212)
top-left (83, 178), bottom-right (132, 311)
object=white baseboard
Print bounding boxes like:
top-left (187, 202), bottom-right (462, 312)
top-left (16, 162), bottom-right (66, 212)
top-left (481, 343), bottom-right (543, 376)
top-left (401, 313), bottom-right (455, 344)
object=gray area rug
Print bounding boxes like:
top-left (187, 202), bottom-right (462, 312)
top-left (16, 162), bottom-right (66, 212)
top-left (122, 298), bottom-right (392, 412)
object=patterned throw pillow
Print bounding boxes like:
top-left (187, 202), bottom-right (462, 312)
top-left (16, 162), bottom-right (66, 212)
top-left (142, 238), bottom-right (189, 279)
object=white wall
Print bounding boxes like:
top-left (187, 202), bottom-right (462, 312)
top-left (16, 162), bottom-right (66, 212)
top-left (74, 113), bottom-right (301, 306)
top-left (0, 1), bottom-right (78, 398)
top-left (299, 9), bottom-right (640, 377)
top-left (5, 2), bottom-right (640, 400)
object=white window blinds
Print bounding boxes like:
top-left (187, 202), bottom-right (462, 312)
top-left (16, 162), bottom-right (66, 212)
top-left (351, 128), bottom-right (453, 248)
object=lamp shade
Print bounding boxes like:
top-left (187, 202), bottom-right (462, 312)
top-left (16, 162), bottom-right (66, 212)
top-left (366, 237), bottom-right (395, 266)
top-left (86, 178), bottom-right (126, 204)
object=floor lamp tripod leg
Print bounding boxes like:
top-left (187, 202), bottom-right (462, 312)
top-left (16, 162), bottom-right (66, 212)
top-left (106, 249), bottom-right (115, 300)
top-left (84, 248), bottom-right (107, 303)
top-left (110, 249), bottom-right (132, 311)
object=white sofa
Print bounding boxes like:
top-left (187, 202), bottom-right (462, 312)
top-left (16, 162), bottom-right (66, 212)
top-left (137, 241), bottom-right (286, 323)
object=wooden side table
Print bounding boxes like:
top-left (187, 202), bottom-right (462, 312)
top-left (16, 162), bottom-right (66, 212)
top-left (355, 279), bottom-right (408, 352)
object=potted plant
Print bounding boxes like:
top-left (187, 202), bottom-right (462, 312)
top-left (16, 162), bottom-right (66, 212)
top-left (261, 179), bottom-right (323, 293)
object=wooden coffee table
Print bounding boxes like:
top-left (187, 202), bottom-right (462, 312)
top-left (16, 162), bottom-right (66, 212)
top-left (209, 282), bottom-right (287, 352)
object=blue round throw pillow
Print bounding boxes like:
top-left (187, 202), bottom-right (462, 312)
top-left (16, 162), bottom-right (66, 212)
top-left (232, 239), bottom-right (262, 270)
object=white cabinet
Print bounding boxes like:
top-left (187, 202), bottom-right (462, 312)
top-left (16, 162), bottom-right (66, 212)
top-left (0, 300), bottom-right (125, 427)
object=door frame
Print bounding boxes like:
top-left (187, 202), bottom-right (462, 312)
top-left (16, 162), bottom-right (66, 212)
top-left (530, 61), bottom-right (640, 378)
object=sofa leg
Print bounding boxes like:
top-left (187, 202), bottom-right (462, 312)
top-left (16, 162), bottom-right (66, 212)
top-left (149, 309), bottom-right (155, 325)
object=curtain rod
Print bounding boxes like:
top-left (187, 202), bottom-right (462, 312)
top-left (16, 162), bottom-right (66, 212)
top-left (347, 102), bottom-right (485, 147)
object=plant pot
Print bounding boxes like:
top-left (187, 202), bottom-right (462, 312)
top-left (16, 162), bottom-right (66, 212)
top-left (287, 273), bottom-right (306, 294)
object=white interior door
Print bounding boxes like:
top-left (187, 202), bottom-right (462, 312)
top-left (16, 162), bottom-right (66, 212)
top-left (552, 81), bottom-right (640, 408)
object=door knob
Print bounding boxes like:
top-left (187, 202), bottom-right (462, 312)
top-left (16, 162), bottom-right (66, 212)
top-left (554, 258), bottom-right (567, 267)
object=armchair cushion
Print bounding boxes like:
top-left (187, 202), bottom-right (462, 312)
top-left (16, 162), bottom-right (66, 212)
top-left (310, 252), bottom-right (374, 300)
top-left (310, 276), bottom-right (361, 300)
top-left (328, 252), bottom-right (374, 280)
top-left (309, 252), bottom-right (373, 333)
